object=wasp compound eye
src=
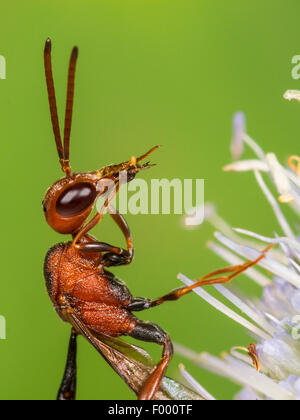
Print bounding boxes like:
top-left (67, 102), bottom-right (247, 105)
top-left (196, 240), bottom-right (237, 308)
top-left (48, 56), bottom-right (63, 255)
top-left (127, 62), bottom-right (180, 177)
top-left (56, 183), bottom-right (97, 216)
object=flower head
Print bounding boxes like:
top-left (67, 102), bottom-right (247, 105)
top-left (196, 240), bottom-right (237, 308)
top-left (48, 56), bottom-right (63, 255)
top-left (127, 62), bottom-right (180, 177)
top-left (177, 101), bottom-right (300, 400)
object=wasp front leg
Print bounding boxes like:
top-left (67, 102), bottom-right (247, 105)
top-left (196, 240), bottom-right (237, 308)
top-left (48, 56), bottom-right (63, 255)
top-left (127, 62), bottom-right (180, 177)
top-left (104, 207), bottom-right (134, 266)
top-left (78, 240), bottom-right (133, 267)
top-left (74, 207), bottom-right (134, 267)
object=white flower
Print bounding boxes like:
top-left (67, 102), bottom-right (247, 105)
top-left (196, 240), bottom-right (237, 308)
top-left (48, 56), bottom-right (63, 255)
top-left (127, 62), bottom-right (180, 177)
top-left (177, 104), bottom-right (300, 400)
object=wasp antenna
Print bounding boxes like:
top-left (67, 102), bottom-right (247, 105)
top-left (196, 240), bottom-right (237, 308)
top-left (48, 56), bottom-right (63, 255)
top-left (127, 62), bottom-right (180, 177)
top-left (44, 38), bottom-right (64, 164)
top-left (71, 45), bottom-right (79, 61)
top-left (44, 38), bottom-right (52, 54)
top-left (63, 45), bottom-right (79, 171)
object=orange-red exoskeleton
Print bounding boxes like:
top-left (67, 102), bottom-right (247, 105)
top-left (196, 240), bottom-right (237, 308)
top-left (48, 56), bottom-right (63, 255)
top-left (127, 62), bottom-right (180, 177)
top-left (42, 38), bottom-right (271, 400)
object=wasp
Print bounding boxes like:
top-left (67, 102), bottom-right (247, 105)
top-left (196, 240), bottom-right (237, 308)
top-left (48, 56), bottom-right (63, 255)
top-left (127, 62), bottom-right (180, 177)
top-left (42, 39), bottom-right (271, 400)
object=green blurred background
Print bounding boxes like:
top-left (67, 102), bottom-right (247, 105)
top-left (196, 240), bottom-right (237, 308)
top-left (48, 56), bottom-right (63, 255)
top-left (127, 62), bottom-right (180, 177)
top-left (1, 0), bottom-right (300, 400)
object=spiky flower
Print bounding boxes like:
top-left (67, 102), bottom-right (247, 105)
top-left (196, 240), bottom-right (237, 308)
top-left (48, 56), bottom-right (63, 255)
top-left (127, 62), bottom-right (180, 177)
top-left (176, 92), bottom-right (300, 400)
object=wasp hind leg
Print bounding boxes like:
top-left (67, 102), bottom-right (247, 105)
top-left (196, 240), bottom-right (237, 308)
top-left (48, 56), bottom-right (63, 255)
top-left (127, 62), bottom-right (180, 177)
top-left (128, 244), bottom-right (274, 311)
top-left (57, 329), bottom-right (78, 401)
top-left (128, 321), bottom-right (173, 400)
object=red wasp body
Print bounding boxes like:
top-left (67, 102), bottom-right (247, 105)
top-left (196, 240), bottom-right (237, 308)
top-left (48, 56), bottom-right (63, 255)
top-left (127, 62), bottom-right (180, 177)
top-left (42, 39), bottom-right (271, 401)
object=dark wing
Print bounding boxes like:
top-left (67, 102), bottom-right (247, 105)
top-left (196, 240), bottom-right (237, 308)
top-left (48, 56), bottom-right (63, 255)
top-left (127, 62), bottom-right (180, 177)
top-left (65, 310), bottom-right (202, 400)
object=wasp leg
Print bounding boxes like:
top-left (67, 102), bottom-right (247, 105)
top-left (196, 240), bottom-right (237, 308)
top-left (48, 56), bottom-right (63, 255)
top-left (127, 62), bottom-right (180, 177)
top-left (77, 241), bottom-right (133, 267)
top-left (128, 245), bottom-right (273, 311)
top-left (57, 329), bottom-right (78, 401)
top-left (109, 206), bottom-right (134, 254)
top-left (103, 207), bottom-right (134, 266)
top-left (128, 321), bottom-right (173, 400)
top-left (127, 298), bottom-right (152, 312)
top-left (74, 208), bottom-right (134, 267)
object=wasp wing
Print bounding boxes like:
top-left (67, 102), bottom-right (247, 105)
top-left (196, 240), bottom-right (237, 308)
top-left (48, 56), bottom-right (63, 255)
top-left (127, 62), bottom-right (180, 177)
top-left (65, 311), bottom-right (202, 400)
